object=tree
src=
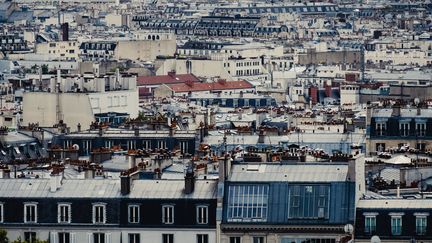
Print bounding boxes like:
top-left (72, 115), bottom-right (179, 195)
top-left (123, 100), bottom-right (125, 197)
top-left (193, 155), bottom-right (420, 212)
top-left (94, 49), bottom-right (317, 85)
top-left (0, 229), bottom-right (8, 243)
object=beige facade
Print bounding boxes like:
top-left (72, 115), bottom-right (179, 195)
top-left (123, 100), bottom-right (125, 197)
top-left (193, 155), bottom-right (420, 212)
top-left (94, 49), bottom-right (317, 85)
top-left (115, 38), bottom-right (176, 62)
top-left (35, 41), bottom-right (79, 61)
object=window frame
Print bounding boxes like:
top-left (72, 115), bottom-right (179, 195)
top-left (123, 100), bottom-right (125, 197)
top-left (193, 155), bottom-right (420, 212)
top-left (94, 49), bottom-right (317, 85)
top-left (24, 202), bottom-right (38, 223)
top-left (93, 232), bottom-right (105, 243)
top-left (390, 215), bottom-right (403, 236)
top-left (415, 213), bottom-right (428, 235)
top-left (92, 203), bottom-right (107, 224)
top-left (162, 233), bottom-right (174, 243)
top-left (128, 233), bottom-right (140, 243)
top-left (162, 205), bottom-right (174, 224)
top-left (58, 203), bottom-right (72, 224)
top-left (196, 205), bottom-right (208, 224)
top-left (128, 204), bottom-right (140, 224)
top-left (363, 213), bottom-right (377, 234)
top-left (197, 234), bottom-right (208, 243)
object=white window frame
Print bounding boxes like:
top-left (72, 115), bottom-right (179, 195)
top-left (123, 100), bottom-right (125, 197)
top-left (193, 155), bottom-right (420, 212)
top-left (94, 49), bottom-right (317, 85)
top-left (197, 234), bottom-right (209, 243)
top-left (128, 204), bottom-right (140, 224)
top-left (92, 203), bottom-right (107, 224)
top-left (376, 122), bottom-right (386, 136)
top-left (93, 232), bottom-right (106, 243)
top-left (162, 205), bottom-right (174, 224)
top-left (196, 205), bottom-right (208, 224)
top-left (416, 122), bottom-right (426, 137)
top-left (415, 213), bottom-right (429, 235)
top-left (128, 233), bottom-right (140, 243)
top-left (399, 122), bottom-right (410, 137)
top-left (363, 213), bottom-right (377, 234)
top-left (162, 234), bottom-right (174, 243)
top-left (24, 202), bottom-right (38, 223)
top-left (390, 213), bottom-right (404, 236)
top-left (58, 203), bottom-right (72, 224)
top-left (0, 203), bottom-right (3, 223)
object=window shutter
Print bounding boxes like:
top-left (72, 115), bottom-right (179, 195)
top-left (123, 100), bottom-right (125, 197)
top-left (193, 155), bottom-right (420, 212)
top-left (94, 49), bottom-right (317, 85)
top-left (50, 232), bottom-right (56, 243)
top-left (105, 233), bottom-right (111, 243)
top-left (71, 233), bottom-right (76, 243)
top-left (87, 233), bottom-right (92, 243)
top-left (24, 205), bottom-right (27, 223)
top-left (57, 205), bottom-right (61, 223)
top-left (103, 206), bottom-right (107, 223)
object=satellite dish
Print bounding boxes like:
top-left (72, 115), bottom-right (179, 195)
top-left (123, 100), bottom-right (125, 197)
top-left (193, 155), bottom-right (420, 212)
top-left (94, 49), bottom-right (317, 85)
top-left (344, 224), bottom-right (354, 234)
top-left (414, 98), bottom-right (420, 106)
top-left (72, 144), bottom-right (80, 150)
top-left (371, 236), bottom-right (381, 243)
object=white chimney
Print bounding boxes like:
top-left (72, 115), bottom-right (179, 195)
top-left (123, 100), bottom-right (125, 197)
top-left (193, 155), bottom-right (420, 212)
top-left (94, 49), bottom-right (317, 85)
top-left (50, 173), bottom-right (62, 192)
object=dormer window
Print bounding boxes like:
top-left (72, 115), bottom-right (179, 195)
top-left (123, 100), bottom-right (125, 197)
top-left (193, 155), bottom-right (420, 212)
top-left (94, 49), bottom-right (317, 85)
top-left (92, 203), bottom-right (106, 224)
top-left (24, 203), bottom-right (38, 223)
top-left (58, 203), bottom-right (71, 224)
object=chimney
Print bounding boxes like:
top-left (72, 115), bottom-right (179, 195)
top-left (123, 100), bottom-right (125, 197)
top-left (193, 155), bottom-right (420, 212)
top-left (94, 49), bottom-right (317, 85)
top-left (392, 104), bottom-right (401, 117)
top-left (134, 127), bottom-right (139, 136)
top-left (168, 70), bottom-right (176, 78)
top-left (0, 168), bottom-right (10, 179)
top-left (120, 175), bottom-right (131, 195)
top-left (61, 22), bottom-right (69, 41)
top-left (169, 125), bottom-right (175, 137)
top-left (184, 166), bottom-right (195, 194)
top-left (50, 172), bottom-right (62, 193)
top-left (84, 169), bottom-right (94, 179)
top-left (98, 127), bottom-right (103, 136)
top-left (417, 107), bottom-right (421, 116)
top-left (396, 185), bottom-right (400, 198)
top-left (258, 129), bottom-right (266, 144)
top-left (217, 79), bottom-right (226, 85)
top-left (77, 123), bottom-right (81, 132)
top-left (128, 154), bottom-right (136, 169)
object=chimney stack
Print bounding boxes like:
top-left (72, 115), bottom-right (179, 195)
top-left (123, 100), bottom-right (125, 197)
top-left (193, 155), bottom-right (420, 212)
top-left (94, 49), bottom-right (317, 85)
top-left (168, 70), bottom-right (176, 78)
top-left (258, 129), bottom-right (266, 144)
top-left (50, 172), bottom-right (62, 193)
top-left (184, 166), bottom-right (195, 194)
top-left (98, 127), bottom-right (103, 136)
top-left (134, 127), bottom-right (139, 136)
top-left (392, 104), bottom-right (401, 117)
top-left (128, 154), bottom-right (136, 169)
top-left (120, 175), bottom-right (131, 195)
top-left (77, 123), bottom-right (81, 132)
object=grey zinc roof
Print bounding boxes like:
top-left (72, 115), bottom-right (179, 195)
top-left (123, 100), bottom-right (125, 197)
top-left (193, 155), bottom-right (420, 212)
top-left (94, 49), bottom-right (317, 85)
top-left (128, 179), bottom-right (217, 199)
top-left (0, 178), bottom-right (217, 199)
top-left (229, 163), bottom-right (348, 182)
top-left (358, 199), bottom-right (432, 209)
top-left (0, 179), bottom-right (121, 198)
top-left (372, 108), bottom-right (432, 118)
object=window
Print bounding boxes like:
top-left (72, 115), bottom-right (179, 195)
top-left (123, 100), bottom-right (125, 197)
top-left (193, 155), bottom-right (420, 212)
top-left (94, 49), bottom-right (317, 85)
top-left (196, 206), bottom-right (208, 224)
top-left (162, 234), bottom-right (174, 243)
top-left (227, 185), bottom-right (269, 222)
top-left (93, 204), bottom-right (106, 224)
top-left (253, 236), bottom-right (265, 243)
top-left (158, 140), bottom-right (166, 149)
top-left (391, 216), bottom-right (402, 235)
top-left (24, 203), bottom-right (37, 223)
top-left (197, 234), bottom-right (208, 243)
top-left (128, 205), bottom-right (140, 223)
top-left (364, 215), bottom-right (376, 234)
top-left (128, 234), bottom-right (140, 243)
top-left (58, 232), bottom-right (70, 243)
top-left (376, 143), bottom-right (385, 152)
top-left (376, 122), bottom-right (386, 136)
top-left (24, 232), bottom-right (36, 243)
top-left (0, 203), bottom-right (3, 223)
top-left (94, 233), bottom-right (105, 243)
top-left (162, 205), bottom-right (174, 224)
top-left (416, 215), bottom-right (427, 235)
top-left (288, 185), bottom-right (330, 219)
top-left (58, 204), bottom-right (71, 223)
top-left (416, 123), bottom-right (426, 137)
top-left (399, 122), bottom-right (410, 137)
top-left (230, 237), bottom-right (241, 243)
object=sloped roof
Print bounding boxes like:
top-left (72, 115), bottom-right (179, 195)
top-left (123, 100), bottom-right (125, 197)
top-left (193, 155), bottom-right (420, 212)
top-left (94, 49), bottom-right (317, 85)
top-left (169, 80), bottom-right (254, 93)
top-left (137, 73), bottom-right (200, 86)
